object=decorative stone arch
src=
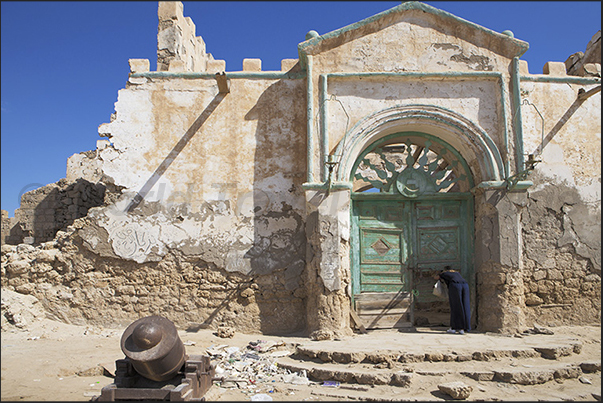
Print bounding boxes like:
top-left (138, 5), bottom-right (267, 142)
top-left (333, 104), bottom-right (505, 185)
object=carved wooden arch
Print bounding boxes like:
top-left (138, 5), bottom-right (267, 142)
top-left (333, 104), bottom-right (505, 185)
top-left (350, 132), bottom-right (475, 195)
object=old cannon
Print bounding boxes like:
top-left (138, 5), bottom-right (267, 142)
top-left (97, 315), bottom-right (215, 401)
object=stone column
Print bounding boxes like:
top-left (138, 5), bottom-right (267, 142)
top-left (474, 188), bottom-right (528, 333)
top-left (304, 187), bottom-right (353, 340)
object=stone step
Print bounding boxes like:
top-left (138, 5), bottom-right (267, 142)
top-left (276, 355), bottom-right (601, 387)
top-left (294, 341), bottom-right (584, 364)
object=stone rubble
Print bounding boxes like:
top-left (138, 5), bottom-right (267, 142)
top-left (437, 381), bottom-right (473, 400)
top-left (206, 338), bottom-right (312, 396)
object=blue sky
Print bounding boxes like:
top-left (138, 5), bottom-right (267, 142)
top-left (1, 1), bottom-right (601, 217)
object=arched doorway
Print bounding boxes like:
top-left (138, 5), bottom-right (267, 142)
top-left (349, 132), bottom-right (475, 329)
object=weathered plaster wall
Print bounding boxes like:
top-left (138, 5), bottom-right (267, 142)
top-left (62, 71), bottom-right (309, 332)
top-left (519, 72), bottom-right (601, 326)
top-left (304, 188), bottom-right (353, 339)
top-left (309, 11), bottom-right (518, 74)
top-left (303, 5), bottom-right (524, 185)
top-left (324, 77), bottom-right (505, 181)
top-left (2, 69), bottom-right (310, 333)
top-left (1, 230), bottom-right (306, 333)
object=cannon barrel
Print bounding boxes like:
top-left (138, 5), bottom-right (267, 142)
top-left (120, 316), bottom-right (186, 382)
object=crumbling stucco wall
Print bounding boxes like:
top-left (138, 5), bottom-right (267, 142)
top-left (2, 68), bottom-right (310, 334)
top-left (304, 188), bottom-right (353, 340)
top-left (518, 62), bottom-right (601, 326)
top-left (1, 230), bottom-right (306, 332)
top-left (565, 31), bottom-right (601, 77)
top-left (65, 74), bottom-right (307, 332)
top-left (1, 179), bottom-right (107, 246)
top-left (2, 1), bottom-right (309, 335)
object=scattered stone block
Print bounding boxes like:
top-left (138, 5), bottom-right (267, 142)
top-left (310, 368), bottom-right (335, 381)
top-left (553, 365), bottom-right (582, 380)
top-left (399, 352), bottom-right (425, 363)
top-left (354, 371), bottom-right (390, 385)
top-left (390, 372), bottom-right (412, 387)
top-left (331, 351), bottom-right (365, 364)
top-left (580, 361), bottom-right (601, 373)
top-left (438, 381), bottom-right (473, 399)
top-left (425, 352), bottom-right (444, 362)
top-left (214, 326), bottom-right (235, 338)
top-left (535, 346), bottom-right (574, 359)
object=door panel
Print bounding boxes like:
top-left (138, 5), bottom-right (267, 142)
top-left (354, 292), bottom-right (412, 329)
top-left (353, 197), bottom-right (471, 329)
top-left (354, 201), bottom-right (412, 328)
top-left (413, 201), bottom-right (467, 326)
top-left (360, 229), bottom-right (402, 264)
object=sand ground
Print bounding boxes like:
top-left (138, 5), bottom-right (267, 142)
top-left (1, 315), bottom-right (601, 402)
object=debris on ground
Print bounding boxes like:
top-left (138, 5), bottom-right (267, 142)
top-left (438, 381), bottom-right (473, 400)
top-left (215, 325), bottom-right (235, 338)
top-left (522, 324), bottom-right (555, 335)
top-left (208, 339), bottom-right (310, 396)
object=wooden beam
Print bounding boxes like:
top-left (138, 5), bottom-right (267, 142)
top-left (349, 308), bottom-right (368, 334)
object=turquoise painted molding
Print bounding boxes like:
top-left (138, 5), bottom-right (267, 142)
top-left (511, 57), bottom-right (524, 172)
top-left (332, 103), bottom-right (505, 183)
top-left (319, 71), bottom-right (511, 184)
top-left (306, 56), bottom-right (314, 183)
top-left (519, 76), bottom-right (601, 84)
top-left (130, 71), bottom-right (306, 79)
top-left (499, 71), bottom-right (511, 178)
top-left (472, 180), bottom-right (533, 191)
top-left (325, 72), bottom-right (502, 79)
top-left (302, 182), bottom-right (353, 191)
top-left (320, 74), bottom-right (328, 182)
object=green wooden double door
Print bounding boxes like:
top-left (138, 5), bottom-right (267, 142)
top-left (351, 196), bottom-right (473, 329)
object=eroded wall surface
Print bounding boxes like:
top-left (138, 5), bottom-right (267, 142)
top-left (519, 74), bottom-right (601, 326)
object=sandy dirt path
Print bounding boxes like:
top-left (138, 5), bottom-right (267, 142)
top-left (1, 316), bottom-right (601, 402)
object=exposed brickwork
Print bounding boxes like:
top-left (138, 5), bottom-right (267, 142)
top-left (3, 179), bottom-right (106, 246)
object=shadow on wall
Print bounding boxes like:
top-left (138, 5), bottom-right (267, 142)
top-left (111, 77), bottom-right (307, 335)
top-left (243, 75), bottom-right (308, 335)
top-left (13, 178), bottom-right (106, 245)
top-left (125, 93), bottom-right (228, 213)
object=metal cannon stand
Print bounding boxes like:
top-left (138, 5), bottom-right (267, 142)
top-left (97, 354), bottom-right (215, 401)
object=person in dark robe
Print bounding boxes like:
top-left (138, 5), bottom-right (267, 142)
top-left (435, 266), bottom-right (471, 334)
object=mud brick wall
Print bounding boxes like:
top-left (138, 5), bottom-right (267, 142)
top-left (5, 179), bottom-right (106, 245)
top-left (1, 228), bottom-right (307, 334)
top-left (521, 181), bottom-right (601, 326)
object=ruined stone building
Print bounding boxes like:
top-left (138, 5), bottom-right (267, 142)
top-left (1, 2), bottom-right (600, 339)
